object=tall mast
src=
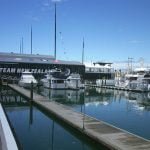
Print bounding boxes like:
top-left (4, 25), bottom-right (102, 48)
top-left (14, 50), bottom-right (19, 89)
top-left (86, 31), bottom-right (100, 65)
top-left (31, 26), bottom-right (33, 54)
top-left (21, 37), bottom-right (24, 54)
top-left (20, 40), bottom-right (22, 54)
top-left (82, 37), bottom-right (85, 64)
top-left (54, 3), bottom-right (57, 60)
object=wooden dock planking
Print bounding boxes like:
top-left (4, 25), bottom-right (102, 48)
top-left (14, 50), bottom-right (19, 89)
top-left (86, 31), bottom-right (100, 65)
top-left (8, 84), bottom-right (150, 150)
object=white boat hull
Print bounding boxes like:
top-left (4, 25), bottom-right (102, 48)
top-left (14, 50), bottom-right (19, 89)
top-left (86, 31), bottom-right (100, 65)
top-left (96, 79), bottom-right (115, 86)
top-left (41, 78), bottom-right (67, 89)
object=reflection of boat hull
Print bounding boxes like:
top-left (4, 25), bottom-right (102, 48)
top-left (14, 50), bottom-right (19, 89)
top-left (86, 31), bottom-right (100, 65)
top-left (19, 81), bottom-right (37, 88)
top-left (96, 79), bottom-right (115, 86)
top-left (67, 80), bottom-right (84, 90)
top-left (38, 87), bottom-right (84, 102)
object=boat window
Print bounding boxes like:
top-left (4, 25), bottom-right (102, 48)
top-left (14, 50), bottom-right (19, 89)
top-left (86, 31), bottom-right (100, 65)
top-left (128, 77), bottom-right (137, 80)
top-left (57, 80), bottom-right (64, 83)
top-left (15, 58), bottom-right (22, 61)
top-left (144, 74), bottom-right (150, 78)
top-left (41, 59), bottom-right (48, 62)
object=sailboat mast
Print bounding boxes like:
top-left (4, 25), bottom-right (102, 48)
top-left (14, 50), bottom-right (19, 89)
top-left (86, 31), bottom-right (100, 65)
top-left (54, 3), bottom-right (57, 60)
top-left (22, 37), bottom-right (24, 54)
top-left (82, 37), bottom-right (84, 64)
top-left (20, 40), bottom-right (22, 54)
top-left (31, 26), bottom-right (33, 54)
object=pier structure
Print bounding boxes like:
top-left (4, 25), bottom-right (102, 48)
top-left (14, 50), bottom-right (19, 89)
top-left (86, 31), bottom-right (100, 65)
top-left (0, 52), bottom-right (85, 79)
top-left (8, 84), bottom-right (150, 150)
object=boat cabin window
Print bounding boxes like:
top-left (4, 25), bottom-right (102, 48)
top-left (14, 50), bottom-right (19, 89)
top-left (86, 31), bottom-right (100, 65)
top-left (127, 77), bottom-right (137, 80)
top-left (144, 74), bottom-right (150, 78)
top-left (52, 80), bottom-right (64, 83)
top-left (144, 79), bottom-right (150, 84)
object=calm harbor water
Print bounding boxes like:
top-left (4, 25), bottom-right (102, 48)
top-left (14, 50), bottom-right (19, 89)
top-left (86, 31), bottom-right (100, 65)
top-left (0, 87), bottom-right (107, 150)
top-left (1, 86), bottom-right (150, 150)
top-left (37, 86), bottom-right (150, 140)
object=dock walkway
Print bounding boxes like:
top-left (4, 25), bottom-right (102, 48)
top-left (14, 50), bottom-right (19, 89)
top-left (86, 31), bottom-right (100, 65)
top-left (8, 84), bottom-right (150, 150)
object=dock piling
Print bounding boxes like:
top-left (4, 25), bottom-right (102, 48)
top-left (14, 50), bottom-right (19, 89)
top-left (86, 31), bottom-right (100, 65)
top-left (30, 81), bottom-right (33, 101)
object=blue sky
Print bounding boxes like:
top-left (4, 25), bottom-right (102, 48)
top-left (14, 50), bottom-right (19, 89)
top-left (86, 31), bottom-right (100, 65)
top-left (0, 0), bottom-right (150, 63)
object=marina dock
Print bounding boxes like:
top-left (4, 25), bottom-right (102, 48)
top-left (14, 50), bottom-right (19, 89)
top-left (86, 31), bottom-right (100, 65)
top-left (8, 84), bottom-right (150, 150)
top-left (85, 84), bottom-right (149, 93)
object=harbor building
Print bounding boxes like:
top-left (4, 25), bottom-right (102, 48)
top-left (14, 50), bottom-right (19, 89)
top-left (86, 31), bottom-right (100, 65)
top-left (0, 52), bottom-right (85, 79)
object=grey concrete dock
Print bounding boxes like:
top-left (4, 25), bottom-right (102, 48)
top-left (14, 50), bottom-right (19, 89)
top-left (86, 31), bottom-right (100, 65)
top-left (0, 138), bottom-right (2, 150)
top-left (8, 84), bottom-right (150, 150)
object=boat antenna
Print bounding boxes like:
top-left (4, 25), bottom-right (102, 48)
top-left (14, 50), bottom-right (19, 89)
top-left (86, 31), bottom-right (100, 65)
top-left (31, 25), bottom-right (33, 54)
top-left (54, 3), bottom-right (57, 60)
top-left (20, 40), bottom-right (22, 54)
top-left (21, 37), bottom-right (24, 54)
top-left (82, 37), bottom-right (84, 64)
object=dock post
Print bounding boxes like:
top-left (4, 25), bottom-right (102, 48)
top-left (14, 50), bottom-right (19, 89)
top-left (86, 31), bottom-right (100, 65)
top-left (0, 78), bottom-right (2, 92)
top-left (30, 81), bottom-right (33, 101)
top-left (7, 77), bottom-right (8, 86)
top-left (102, 80), bottom-right (103, 86)
top-left (82, 92), bottom-right (85, 131)
top-left (0, 78), bottom-right (2, 86)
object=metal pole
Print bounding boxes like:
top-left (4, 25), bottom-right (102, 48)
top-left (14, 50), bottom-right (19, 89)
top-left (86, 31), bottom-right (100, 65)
top-left (20, 40), bottom-right (22, 54)
top-left (30, 81), bottom-right (33, 101)
top-left (22, 37), bottom-right (24, 54)
top-left (54, 3), bottom-right (57, 60)
top-left (31, 26), bottom-right (33, 54)
top-left (82, 37), bottom-right (84, 64)
top-left (83, 92), bottom-right (85, 130)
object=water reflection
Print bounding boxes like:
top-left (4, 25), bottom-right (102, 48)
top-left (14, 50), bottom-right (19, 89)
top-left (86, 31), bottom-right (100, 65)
top-left (37, 86), bottom-right (150, 112)
top-left (113, 90), bottom-right (150, 111)
top-left (5, 106), bottom-right (105, 150)
top-left (0, 87), bottom-right (106, 150)
top-left (37, 87), bottom-right (150, 140)
top-left (38, 87), bottom-right (85, 105)
top-left (0, 86), bottom-right (28, 107)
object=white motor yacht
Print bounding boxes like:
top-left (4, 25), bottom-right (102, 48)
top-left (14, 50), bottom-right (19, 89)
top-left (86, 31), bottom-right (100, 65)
top-left (115, 67), bottom-right (150, 91)
top-left (66, 73), bottom-right (84, 90)
top-left (41, 68), bottom-right (69, 89)
top-left (19, 71), bottom-right (37, 88)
